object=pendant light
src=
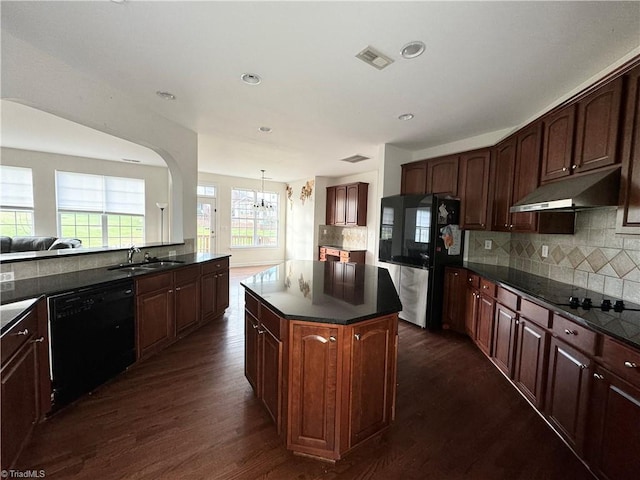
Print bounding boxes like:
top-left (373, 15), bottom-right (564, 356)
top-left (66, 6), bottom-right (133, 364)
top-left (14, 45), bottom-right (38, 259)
top-left (254, 170), bottom-right (273, 212)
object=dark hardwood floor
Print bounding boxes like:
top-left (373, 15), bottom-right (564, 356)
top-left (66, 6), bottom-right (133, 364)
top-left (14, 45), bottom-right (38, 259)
top-left (16, 265), bottom-right (594, 479)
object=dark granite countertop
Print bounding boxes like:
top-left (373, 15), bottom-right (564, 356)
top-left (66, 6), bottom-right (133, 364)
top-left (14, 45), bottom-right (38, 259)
top-left (0, 296), bottom-right (42, 334)
top-left (241, 260), bottom-right (402, 325)
top-left (464, 262), bottom-right (640, 350)
top-left (0, 253), bottom-right (230, 306)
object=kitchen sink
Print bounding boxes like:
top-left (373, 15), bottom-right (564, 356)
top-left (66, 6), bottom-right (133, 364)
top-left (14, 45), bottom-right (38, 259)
top-left (107, 260), bottom-right (184, 271)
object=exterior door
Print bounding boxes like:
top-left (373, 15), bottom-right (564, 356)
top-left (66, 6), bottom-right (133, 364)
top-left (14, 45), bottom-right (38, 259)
top-left (197, 196), bottom-right (217, 254)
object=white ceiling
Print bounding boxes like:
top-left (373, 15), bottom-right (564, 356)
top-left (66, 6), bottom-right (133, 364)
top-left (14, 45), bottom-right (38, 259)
top-left (2, 1), bottom-right (640, 183)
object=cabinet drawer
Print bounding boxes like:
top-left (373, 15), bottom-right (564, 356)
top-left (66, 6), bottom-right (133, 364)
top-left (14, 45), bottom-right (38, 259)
top-left (339, 251), bottom-right (350, 259)
top-left (466, 273), bottom-right (479, 289)
top-left (136, 271), bottom-right (172, 295)
top-left (201, 257), bottom-right (229, 275)
top-left (245, 292), bottom-right (259, 317)
top-left (601, 336), bottom-right (640, 386)
top-left (1, 308), bottom-right (37, 364)
top-left (480, 279), bottom-right (496, 297)
top-left (261, 305), bottom-right (282, 340)
top-left (174, 264), bottom-right (200, 285)
top-left (520, 299), bottom-right (551, 329)
top-left (552, 314), bottom-right (598, 355)
top-left (319, 247), bottom-right (326, 254)
top-left (325, 248), bottom-right (340, 257)
top-left (497, 287), bottom-right (519, 311)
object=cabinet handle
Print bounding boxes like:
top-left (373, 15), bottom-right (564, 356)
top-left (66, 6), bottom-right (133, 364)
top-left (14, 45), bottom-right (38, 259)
top-left (12, 329), bottom-right (29, 336)
top-left (593, 373), bottom-right (604, 380)
top-left (29, 336), bottom-right (45, 343)
top-left (329, 336), bottom-right (336, 342)
top-left (564, 329), bottom-right (577, 336)
top-left (354, 333), bottom-right (361, 341)
top-left (252, 323), bottom-right (259, 329)
top-left (579, 364), bottom-right (588, 370)
top-left (257, 329), bottom-right (265, 335)
top-left (176, 287), bottom-right (182, 291)
top-left (624, 361), bottom-right (638, 369)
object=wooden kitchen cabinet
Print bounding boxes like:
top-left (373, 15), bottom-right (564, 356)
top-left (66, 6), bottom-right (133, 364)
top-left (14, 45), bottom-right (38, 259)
top-left (201, 257), bottom-right (229, 322)
top-left (442, 266), bottom-right (466, 333)
top-left (174, 265), bottom-right (200, 334)
top-left (1, 299), bottom-right (49, 471)
top-left (244, 308), bottom-right (260, 393)
top-left (464, 276), bottom-right (480, 340)
top-left (325, 182), bottom-right (368, 226)
top-left (491, 137), bottom-right (517, 232)
top-left (426, 155), bottom-right (459, 196)
top-left (476, 284), bottom-right (496, 357)
top-left (618, 63), bottom-right (640, 233)
top-left (136, 272), bottom-right (175, 359)
top-left (459, 148), bottom-right (492, 230)
top-left (540, 104), bottom-right (577, 183)
top-left (401, 160), bottom-right (428, 195)
top-left (491, 302), bottom-right (519, 377)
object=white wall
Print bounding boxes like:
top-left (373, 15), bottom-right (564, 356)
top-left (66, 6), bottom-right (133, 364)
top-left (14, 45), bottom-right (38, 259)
top-left (2, 32), bottom-right (198, 246)
top-left (285, 178), bottom-right (317, 261)
top-left (1, 147), bottom-right (170, 243)
top-left (198, 172), bottom-right (286, 267)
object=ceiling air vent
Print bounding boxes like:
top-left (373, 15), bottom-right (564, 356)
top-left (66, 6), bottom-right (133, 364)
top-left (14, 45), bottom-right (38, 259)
top-left (122, 158), bottom-right (141, 163)
top-left (355, 46), bottom-right (394, 70)
top-left (340, 154), bottom-right (370, 164)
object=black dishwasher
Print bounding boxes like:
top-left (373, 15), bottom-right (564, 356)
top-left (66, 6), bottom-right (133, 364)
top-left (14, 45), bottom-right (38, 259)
top-left (49, 280), bottom-right (135, 410)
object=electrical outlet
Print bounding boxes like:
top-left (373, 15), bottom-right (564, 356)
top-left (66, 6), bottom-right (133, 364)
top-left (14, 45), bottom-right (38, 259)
top-left (484, 240), bottom-right (492, 250)
top-left (541, 245), bottom-right (549, 258)
top-left (168, 250), bottom-right (177, 257)
top-left (0, 271), bottom-right (15, 283)
top-left (0, 281), bottom-right (15, 292)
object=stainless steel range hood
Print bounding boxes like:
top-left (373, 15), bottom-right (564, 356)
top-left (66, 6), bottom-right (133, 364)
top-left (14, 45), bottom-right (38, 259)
top-left (510, 167), bottom-right (621, 213)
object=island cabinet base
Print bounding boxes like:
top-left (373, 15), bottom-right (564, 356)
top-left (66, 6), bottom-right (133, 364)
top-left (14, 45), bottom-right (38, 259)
top-left (244, 290), bottom-right (399, 462)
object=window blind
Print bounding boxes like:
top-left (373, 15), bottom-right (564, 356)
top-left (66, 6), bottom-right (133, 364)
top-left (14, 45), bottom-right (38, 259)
top-left (0, 165), bottom-right (34, 208)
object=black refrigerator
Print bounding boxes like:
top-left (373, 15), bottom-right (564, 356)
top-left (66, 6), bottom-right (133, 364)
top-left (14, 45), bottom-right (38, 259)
top-left (378, 194), bottom-right (464, 329)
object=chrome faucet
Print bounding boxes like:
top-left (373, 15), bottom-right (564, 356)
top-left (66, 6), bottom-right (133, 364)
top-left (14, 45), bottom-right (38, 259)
top-left (127, 245), bottom-right (141, 264)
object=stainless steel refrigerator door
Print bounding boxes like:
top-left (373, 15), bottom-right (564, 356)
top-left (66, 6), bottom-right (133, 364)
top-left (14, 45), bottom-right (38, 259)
top-left (378, 262), bottom-right (429, 328)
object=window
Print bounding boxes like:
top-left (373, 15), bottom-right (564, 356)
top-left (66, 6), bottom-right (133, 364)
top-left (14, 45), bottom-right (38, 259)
top-left (0, 165), bottom-right (34, 236)
top-left (56, 171), bottom-right (145, 247)
top-left (231, 188), bottom-right (278, 247)
top-left (414, 208), bottom-right (431, 243)
top-left (197, 185), bottom-right (217, 197)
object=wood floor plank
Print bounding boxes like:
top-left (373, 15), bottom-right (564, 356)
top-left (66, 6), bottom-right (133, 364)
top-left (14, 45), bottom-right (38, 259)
top-left (15, 265), bottom-right (594, 479)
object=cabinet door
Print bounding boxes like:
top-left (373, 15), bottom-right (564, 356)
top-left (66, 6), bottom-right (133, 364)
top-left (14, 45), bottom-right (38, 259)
top-left (261, 328), bottom-right (282, 430)
top-left (349, 317), bottom-right (395, 446)
top-left (175, 279), bottom-right (199, 334)
top-left (511, 123), bottom-right (543, 233)
top-left (326, 186), bottom-right (336, 225)
top-left (545, 337), bottom-right (591, 453)
top-left (289, 323), bottom-right (338, 454)
top-left (540, 105), bottom-right (576, 183)
top-left (244, 311), bottom-right (260, 394)
top-left (334, 186), bottom-right (347, 225)
top-left (476, 294), bottom-right (495, 356)
top-left (345, 183), bottom-right (368, 226)
top-left (442, 267), bottom-right (465, 333)
top-left (401, 161), bottom-right (427, 195)
top-left (588, 366), bottom-right (640, 480)
top-left (426, 155), bottom-right (459, 196)
top-left (491, 138), bottom-right (517, 232)
top-left (137, 288), bottom-right (174, 358)
top-left (574, 77), bottom-right (623, 173)
top-left (215, 269), bottom-right (230, 314)
top-left (200, 273), bottom-right (215, 321)
top-left (513, 318), bottom-right (549, 409)
top-left (1, 342), bottom-right (38, 470)
top-left (492, 303), bottom-right (518, 377)
top-left (459, 149), bottom-right (492, 230)
top-left (618, 64), bottom-right (640, 231)
top-left (465, 287), bottom-right (479, 340)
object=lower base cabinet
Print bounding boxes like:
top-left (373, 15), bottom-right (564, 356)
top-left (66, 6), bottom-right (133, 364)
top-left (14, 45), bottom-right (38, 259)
top-left (513, 318), bottom-right (549, 409)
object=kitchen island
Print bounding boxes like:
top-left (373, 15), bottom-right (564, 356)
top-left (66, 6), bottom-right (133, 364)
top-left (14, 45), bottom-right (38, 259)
top-left (241, 260), bottom-right (402, 462)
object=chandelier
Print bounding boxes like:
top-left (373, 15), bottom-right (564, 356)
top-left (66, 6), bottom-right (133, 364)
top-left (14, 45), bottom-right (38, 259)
top-left (254, 169), bottom-right (274, 211)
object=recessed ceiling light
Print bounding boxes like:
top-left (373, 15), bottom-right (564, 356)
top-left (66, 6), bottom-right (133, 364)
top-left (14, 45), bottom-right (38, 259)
top-left (156, 91), bottom-right (176, 100)
top-left (258, 126), bottom-right (272, 133)
top-left (398, 113), bottom-right (414, 121)
top-left (401, 41), bottom-right (426, 59)
top-left (241, 73), bottom-right (262, 85)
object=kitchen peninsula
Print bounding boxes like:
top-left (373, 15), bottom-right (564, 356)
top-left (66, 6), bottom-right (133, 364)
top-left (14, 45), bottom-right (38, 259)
top-left (241, 260), bottom-right (402, 462)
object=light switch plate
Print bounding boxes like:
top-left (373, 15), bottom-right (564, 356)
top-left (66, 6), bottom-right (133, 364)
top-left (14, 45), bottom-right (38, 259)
top-left (0, 272), bottom-right (15, 282)
top-left (484, 240), bottom-right (492, 250)
top-left (541, 245), bottom-right (549, 258)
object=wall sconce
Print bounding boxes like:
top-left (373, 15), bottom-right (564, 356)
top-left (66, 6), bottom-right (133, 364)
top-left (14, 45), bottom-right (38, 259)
top-left (300, 180), bottom-right (314, 205)
top-left (156, 202), bottom-right (168, 244)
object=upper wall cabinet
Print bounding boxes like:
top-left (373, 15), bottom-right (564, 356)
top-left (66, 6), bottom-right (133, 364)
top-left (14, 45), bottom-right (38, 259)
top-left (326, 182), bottom-right (368, 226)
top-left (491, 136), bottom-right (517, 232)
top-left (459, 148), bottom-right (492, 230)
top-left (618, 63), bottom-right (640, 233)
top-left (400, 161), bottom-right (427, 195)
top-left (541, 77), bottom-right (623, 184)
top-left (426, 155), bottom-right (459, 196)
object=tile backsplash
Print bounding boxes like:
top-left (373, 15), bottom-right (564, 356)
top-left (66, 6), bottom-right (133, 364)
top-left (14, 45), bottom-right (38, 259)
top-left (318, 225), bottom-right (368, 250)
top-left (467, 208), bottom-right (640, 304)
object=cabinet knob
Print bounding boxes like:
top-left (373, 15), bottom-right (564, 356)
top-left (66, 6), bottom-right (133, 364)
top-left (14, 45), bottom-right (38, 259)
top-left (13, 329), bottom-right (29, 336)
top-left (481, 224), bottom-right (485, 228)
top-left (624, 361), bottom-right (638, 369)
top-left (354, 333), bottom-right (361, 341)
top-left (562, 167), bottom-right (568, 172)
top-left (252, 323), bottom-right (259, 329)
top-left (504, 223), bottom-right (508, 227)
top-left (509, 225), bottom-right (513, 229)
top-left (176, 287), bottom-right (182, 291)
top-left (571, 164), bottom-right (577, 169)
top-left (454, 272), bottom-right (458, 277)
top-left (564, 329), bottom-right (577, 336)
top-left (329, 336), bottom-right (336, 342)
top-left (515, 320), bottom-right (520, 325)
top-left (257, 329), bottom-right (265, 335)
top-left (168, 289), bottom-right (173, 294)
top-left (593, 373), bottom-right (605, 380)
top-left (579, 364), bottom-right (588, 370)
top-left (29, 336), bottom-right (45, 343)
